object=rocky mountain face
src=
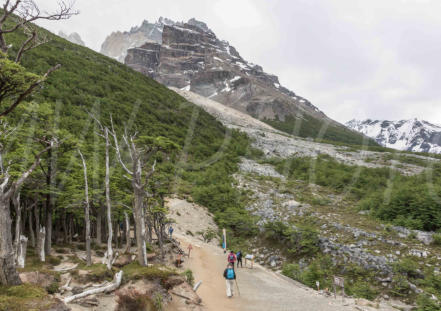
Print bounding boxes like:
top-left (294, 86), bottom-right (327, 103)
top-left (346, 119), bottom-right (441, 153)
top-left (101, 18), bottom-right (352, 138)
top-left (58, 31), bottom-right (85, 46)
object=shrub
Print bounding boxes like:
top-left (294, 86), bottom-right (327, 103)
top-left (393, 258), bottom-right (421, 279)
top-left (349, 281), bottom-right (378, 301)
top-left (153, 293), bottom-right (163, 311)
top-left (47, 256), bottom-right (61, 266)
top-left (416, 294), bottom-right (441, 311)
top-left (390, 275), bottom-right (411, 297)
top-left (122, 263), bottom-right (177, 281)
top-left (282, 263), bottom-right (301, 281)
top-left (115, 289), bottom-right (154, 311)
top-left (198, 229), bottom-right (217, 243)
top-left (45, 282), bottom-right (59, 294)
top-left (146, 243), bottom-right (154, 253)
top-left (182, 269), bottom-right (194, 286)
top-left (300, 261), bottom-right (326, 288)
top-left (264, 222), bottom-right (319, 258)
top-left (432, 233), bottom-right (441, 246)
top-left (95, 250), bottom-right (105, 257)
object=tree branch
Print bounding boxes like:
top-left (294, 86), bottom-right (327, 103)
top-left (0, 64), bottom-right (60, 117)
top-left (6, 138), bottom-right (58, 198)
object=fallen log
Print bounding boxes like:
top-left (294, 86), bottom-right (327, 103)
top-left (60, 277), bottom-right (72, 294)
top-left (63, 271), bottom-right (123, 303)
top-left (171, 291), bottom-right (191, 300)
top-left (54, 263), bottom-right (78, 272)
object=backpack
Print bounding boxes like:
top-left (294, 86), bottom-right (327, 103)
top-left (226, 268), bottom-right (235, 279)
top-left (228, 254), bottom-right (235, 262)
top-left (236, 251), bottom-right (242, 258)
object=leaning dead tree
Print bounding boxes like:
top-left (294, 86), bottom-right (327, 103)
top-left (78, 149), bottom-right (92, 266)
top-left (0, 0), bottom-right (78, 117)
top-left (110, 121), bottom-right (157, 267)
top-left (0, 121), bottom-right (58, 285)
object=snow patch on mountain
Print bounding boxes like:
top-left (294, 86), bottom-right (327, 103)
top-left (346, 119), bottom-right (441, 154)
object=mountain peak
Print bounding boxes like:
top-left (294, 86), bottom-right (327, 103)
top-left (101, 16), bottom-right (369, 144)
top-left (346, 118), bottom-right (441, 153)
top-left (187, 18), bottom-right (211, 33)
top-left (58, 31), bottom-right (85, 46)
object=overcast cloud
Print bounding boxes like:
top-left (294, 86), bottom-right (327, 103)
top-left (34, 0), bottom-right (441, 124)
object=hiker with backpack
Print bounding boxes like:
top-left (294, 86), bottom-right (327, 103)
top-left (223, 263), bottom-right (236, 298)
top-left (227, 250), bottom-right (237, 269)
top-left (168, 225), bottom-right (174, 239)
top-left (236, 250), bottom-right (243, 268)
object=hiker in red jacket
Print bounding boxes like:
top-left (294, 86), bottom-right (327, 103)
top-left (227, 250), bottom-right (237, 270)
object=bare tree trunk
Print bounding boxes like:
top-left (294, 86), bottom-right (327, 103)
top-left (0, 199), bottom-right (21, 285)
top-left (12, 193), bottom-right (21, 260)
top-left (16, 236), bottom-right (28, 269)
top-left (96, 205), bottom-right (102, 244)
top-left (34, 205), bottom-right (40, 247)
top-left (114, 221), bottom-right (119, 249)
top-left (146, 215), bottom-right (153, 244)
top-left (68, 215), bottom-right (73, 244)
top-left (124, 212), bottom-right (130, 253)
top-left (78, 150), bottom-right (91, 266)
top-left (28, 208), bottom-right (35, 248)
top-left (37, 226), bottom-right (46, 262)
top-left (62, 208), bottom-right (67, 244)
top-left (134, 188), bottom-right (147, 266)
top-left (104, 129), bottom-right (113, 270)
top-left (45, 148), bottom-right (53, 256)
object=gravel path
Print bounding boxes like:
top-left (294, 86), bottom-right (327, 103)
top-left (177, 234), bottom-right (359, 311)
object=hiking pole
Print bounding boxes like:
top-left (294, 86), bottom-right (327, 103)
top-left (235, 279), bottom-right (241, 297)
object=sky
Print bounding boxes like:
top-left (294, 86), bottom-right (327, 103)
top-left (34, 0), bottom-right (441, 124)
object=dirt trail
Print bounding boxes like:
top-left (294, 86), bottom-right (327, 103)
top-left (167, 198), bottom-right (405, 311)
top-left (176, 234), bottom-right (360, 311)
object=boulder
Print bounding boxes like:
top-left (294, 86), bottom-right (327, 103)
top-left (114, 254), bottom-right (132, 267)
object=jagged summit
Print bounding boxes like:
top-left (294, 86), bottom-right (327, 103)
top-left (58, 31), bottom-right (85, 46)
top-left (101, 17), bottom-right (370, 144)
top-left (346, 118), bottom-right (441, 153)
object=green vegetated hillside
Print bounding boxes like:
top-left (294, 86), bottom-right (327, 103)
top-left (4, 23), bottom-right (251, 239)
top-left (266, 154), bottom-right (441, 231)
top-left (264, 114), bottom-right (379, 146)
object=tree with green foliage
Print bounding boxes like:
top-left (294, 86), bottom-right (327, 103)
top-left (0, 1), bottom-right (77, 116)
top-left (0, 120), bottom-right (58, 285)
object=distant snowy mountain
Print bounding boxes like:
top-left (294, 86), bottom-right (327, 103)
top-left (58, 31), bottom-right (85, 46)
top-left (346, 119), bottom-right (441, 153)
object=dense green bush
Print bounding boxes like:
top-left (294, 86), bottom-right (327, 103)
top-left (390, 275), bottom-right (411, 298)
top-left (264, 221), bottom-right (319, 257)
top-left (348, 281), bottom-right (378, 301)
top-left (416, 294), bottom-right (441, 311)
top-left (433, 234), bottom-right (441, 246)
top-left (393, 259), bottom-right (421, 279)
